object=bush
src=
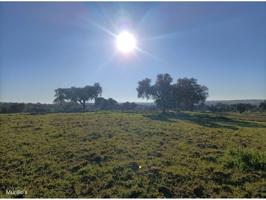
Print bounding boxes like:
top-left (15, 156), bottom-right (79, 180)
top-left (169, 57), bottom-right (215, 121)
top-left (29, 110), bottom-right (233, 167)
top-left (95, 97), bottom-right (118, 110)
top-left (120, 102), bottom-right (137, 111)
top-left (226, 149), bottom-right (266, 171)
top-left (259, 100), bottom-right (266, 111)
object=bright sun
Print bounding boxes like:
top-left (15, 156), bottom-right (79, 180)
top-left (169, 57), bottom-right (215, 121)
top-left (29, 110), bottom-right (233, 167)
top-left (116, 31), bottom-right (137, 54)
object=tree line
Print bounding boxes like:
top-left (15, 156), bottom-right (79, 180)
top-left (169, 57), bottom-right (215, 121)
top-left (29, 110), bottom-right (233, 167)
top-left (0, 101), bottom-right (143, 113)
top-left (0, 73), bottom-right (265, 113)
top-left (1, 100), bottom-right (265, 114)
top-left (208, 102), bottom-right (265, 113)
top-left (52, 73), bottom-right (208, 113)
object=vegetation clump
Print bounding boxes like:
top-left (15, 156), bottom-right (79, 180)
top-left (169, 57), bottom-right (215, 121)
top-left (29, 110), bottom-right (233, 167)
top-left (137, 74), bottom-right (208, 112)
top-left (226, 149), bottom-right (266, 171)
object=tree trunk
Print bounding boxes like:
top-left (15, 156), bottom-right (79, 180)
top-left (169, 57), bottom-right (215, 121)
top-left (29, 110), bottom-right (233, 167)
top-left (186, 102), bottom-right (194, 111)
top-left (162, 106), bottom-right (166, 114)
top-left (190, 103), bottom-right (194, 111)
top-left (82, 101), bottom-right (86, 111)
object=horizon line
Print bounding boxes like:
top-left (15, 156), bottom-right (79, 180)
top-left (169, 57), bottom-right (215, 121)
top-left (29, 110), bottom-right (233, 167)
top-left (0, 98), bottom-right (265, 105)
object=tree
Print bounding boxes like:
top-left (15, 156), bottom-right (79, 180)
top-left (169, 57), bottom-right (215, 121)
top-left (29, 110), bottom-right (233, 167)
top-left (259, 100), bottom-right (266, 111)
top-left (95, 97), bottom-right (118, 110)
top-left (137, 78), bottom-right (152, 100)
top-left (153, 74), bottom-right (174, 112)
top-left (120, 102), bottom-right (137, 111)
top-left (92, 83), bottom-right (103, 99)
top-left (137, 73), bottom-right (174, 113)
top-left (54, 88), bottom-right (67, 104)
top-left (9, 103), bottom-right (25, 113)
top-left (54, 83), bottom-right (102, 110)
top-left (235, 103), bottom-right (256, 113)
top-left (173, 78), bottom-right (208, 111)
top-left (137, 74), bottom-right (208, 112)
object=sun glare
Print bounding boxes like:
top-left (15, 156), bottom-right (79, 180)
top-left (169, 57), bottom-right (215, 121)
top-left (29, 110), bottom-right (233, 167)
top-left (116, 31), bottom-right (137, 54)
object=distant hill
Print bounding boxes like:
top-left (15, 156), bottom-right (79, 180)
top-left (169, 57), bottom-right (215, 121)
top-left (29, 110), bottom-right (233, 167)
top-left (205, 99), bottom-right (265, 106)
top-left (135, 99), bottom-right (265, 106)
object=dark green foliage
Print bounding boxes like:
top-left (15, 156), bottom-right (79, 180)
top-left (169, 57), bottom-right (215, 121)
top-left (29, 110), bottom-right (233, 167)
top-left (259, 100), bottom-right (266, 111)
top-left (209, 103), bottom-right (235, 112)
top-left (137, 74), bottom-right (208, 112)
top-left (0, 102), bottom-right (59, 113)
top-left (136, 78), bottom-right (152, 100)
top-left (137, 74), bottom-right (174, 112)
top-left (95, 97), bottom-right (118, 110)
top-left (236, 103), bottom-right (257, 113)
top-left (226, 149), bottom-right (266, 171)
top-left (158, 185), bottom-right (173, 198)
top-left (0, 101), bottom-right (141, 113)
top-left (209, 103), bottom-right (258, 113)
top-left (0, 103), bottom-right (25, 113)
top-left (120, 102), bottom-right (137, 111)
top-left (54, 83), bottom-right (102, 110)
top-left (173, 77), bottom-right (208, 111)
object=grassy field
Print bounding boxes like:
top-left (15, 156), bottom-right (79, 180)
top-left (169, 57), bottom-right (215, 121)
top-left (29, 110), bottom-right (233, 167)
top-left (0, 111), bottom-right (265, 198)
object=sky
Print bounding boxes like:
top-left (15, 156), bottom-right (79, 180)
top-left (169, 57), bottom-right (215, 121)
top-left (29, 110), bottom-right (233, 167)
top-left (0, 2), bottom-right (265, 103)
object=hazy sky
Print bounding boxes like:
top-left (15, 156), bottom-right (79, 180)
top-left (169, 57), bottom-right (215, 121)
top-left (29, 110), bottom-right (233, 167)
top-left (0, 2), bottom-right (265, 103)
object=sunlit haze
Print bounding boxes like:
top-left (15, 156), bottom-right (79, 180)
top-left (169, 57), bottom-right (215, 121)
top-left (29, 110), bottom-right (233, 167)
top-left (116, 31), bottom-right (137, 54)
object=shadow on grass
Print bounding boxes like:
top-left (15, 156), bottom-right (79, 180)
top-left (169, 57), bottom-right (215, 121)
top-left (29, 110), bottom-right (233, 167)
top-left (144, 112), bottom-right (266, 130)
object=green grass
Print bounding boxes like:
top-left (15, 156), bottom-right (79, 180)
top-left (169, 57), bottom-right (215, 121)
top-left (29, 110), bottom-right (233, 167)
top-left (0, 111), bottom-right (265, 198)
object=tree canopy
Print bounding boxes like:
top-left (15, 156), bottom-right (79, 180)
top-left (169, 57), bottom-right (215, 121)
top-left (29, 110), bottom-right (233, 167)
top-left (54, 83), bottom-right (102, 110)
top-left (259, 100), bottom-right (266, 111)
top-left (95, 97), bottom-right (118, 110)
top-left (173, 78), bottom-right (209, 111)
top-left (137, 74), bottom-right (208, 112)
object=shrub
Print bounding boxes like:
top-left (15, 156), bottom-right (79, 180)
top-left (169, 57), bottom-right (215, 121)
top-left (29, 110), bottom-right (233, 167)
top-left (226, 149), bottom-right (266, 171)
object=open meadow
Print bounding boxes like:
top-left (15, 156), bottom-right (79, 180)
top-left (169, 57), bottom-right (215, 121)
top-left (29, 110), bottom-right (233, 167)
top-left (0, 111), bottom-right (265, 198)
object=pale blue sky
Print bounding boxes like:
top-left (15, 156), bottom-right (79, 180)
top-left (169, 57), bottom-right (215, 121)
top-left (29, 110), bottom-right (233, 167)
top-left (0, 2), bottom-right (265, 103)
